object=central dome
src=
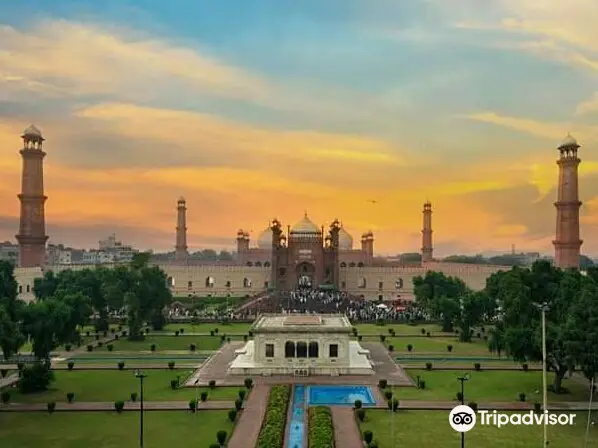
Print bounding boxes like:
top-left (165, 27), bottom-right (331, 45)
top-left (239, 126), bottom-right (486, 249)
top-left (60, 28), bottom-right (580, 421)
top-left (338, 225), bottom-right (353, 250)
top-left (290, 213), bottom-right (321, 235)
top-left (257, 227), bottom-right (273, 249)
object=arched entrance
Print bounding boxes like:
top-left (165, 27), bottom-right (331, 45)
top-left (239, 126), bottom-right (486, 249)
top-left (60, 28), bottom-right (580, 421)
top-left (296, 262), bottom-right (315, 289)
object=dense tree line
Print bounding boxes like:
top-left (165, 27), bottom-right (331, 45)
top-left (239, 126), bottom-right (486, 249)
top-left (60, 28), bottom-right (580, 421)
top-left (414, 260), bottom-right (598, 391)
top-left (442, 253), bottom-right (595, 269)
top-left (0, 254), bottom-right (172, 362)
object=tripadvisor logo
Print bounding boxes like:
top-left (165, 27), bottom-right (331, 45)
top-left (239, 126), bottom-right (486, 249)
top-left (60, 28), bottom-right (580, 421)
top-left (449, 405), bottom-right (577, 432)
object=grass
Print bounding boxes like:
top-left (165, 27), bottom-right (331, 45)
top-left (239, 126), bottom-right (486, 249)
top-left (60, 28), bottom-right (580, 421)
top-left (392, 370), bottom-right (592, 403)
top-left (161, 322), bottom-right (252, 334)
top-left (4, 370), bottom-right (243, 403)
top-left (400, 360), bottom-right (540, 368)
top-left (0, 411), bottom-right (235, 448)
top-left (387, 336), bottom-right (489, 355)
top-left (354, 323), bottom-right (448, 335)
top-left (108, 335), bottom-right (233, 351)
top-left (358, 410), bottom-right (597, 447)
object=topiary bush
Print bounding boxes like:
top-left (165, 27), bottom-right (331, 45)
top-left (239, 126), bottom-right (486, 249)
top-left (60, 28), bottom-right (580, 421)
top-left (189, 399), bottom-right (197, 412)
top-left (1, 391), bottom-right (10, 404)
top-left (456, 392), bottom-right (464, 402)
top-left (474, 362), bottom-right (481, 371)
top-left (189, 343), bottom-right (196, 352)
top-left (67, 362), bottom-right (74, 371)
top-left (358, 335), bottom-right (363, 341)
top-left (66, 392), bottom-right (75, 403)
top-left (200, 391), bottom-right (208, 402)
top-left (384, 390), bottom-right (393, 400)
top-left (356, 408), bottom-right (366, 422)
top-left (118, 361), bottom-right (125, 370)
top-left (426, 362), bottom-right (433, 371)
top-left (363, 430), bottom-right (374, 445)
top-left (19, 362), bottom-right (55, 394)
top-left (534, 402), bottom-right (542, 413)
top-left (407, 344), bottom-right (413, 352)
top-left (216, 430), bottom-right (227, 446)
top-left (421, 328), bottom-right (426, 334)
top-left (447, 344), bottom-right (453, 352)
top-left (209, 380), bottom-right (216, 389)
top-left (107, 344), bottom-right (114, 352)
top-left (86, 344), bottom-right (93, 352)
top-left (419, 380), bottom-right (426, 389)
top-left (308, 406), bottom-right (334, 448)
top-left (47, 401), bottom-right (56, 413)
top-left (130, 392), bottom-right (138, 402)
top-left (168, 361), bottom-right (175, 370)
top-left (522, 363), bottom-right (529, 372)
top-left (170, 379), bottom-right (179, 390)
top-left (519, 393), bottom-right (526, 402)
top-left (114, 400), bottom-right (125, 413)
top-left (180, 328), bottom-right (185, 334)
top-left (65, 344), bottom-right (72, 352)
top-left (234, 398), bottom-right (243, 411)
top-left (379, 335), bottom-right (386, 343)
top-left (354, 399), bottom-right (362, 409)
top-left (174, 331), bottom-right (180, 337)
top-left (228, 409), bottom-right (237, 422)
top-left (388, 345), bottom-right (394, 352)
top-left (256, 385), bottom-right (290, 448)
top-left (387, 398), bottom-right (399, 412)
top-left (468, 401), bottom-right (478, 412)
top-left (378, 379), bottom-right (387, 389)
top-left (150, 344), bottom-right (156, 352)
top-left (244, 377), bottom-right (253, 389)
top-left (426, 331), bottom-right (431, 337)
top-left (238, 389), bottom-right (246, 401)
top-left (0, 369), bottom-right (6, 378)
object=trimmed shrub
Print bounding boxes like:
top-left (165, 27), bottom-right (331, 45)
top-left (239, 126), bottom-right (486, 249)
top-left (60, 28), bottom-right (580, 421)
top-left (227, 337), bottom-right (231, 343)
top-left (234, 398), bottom-right (243, 411)
top-left (107, 344), bottom-right (114, 352)
top-left (150, 344), bottom-right (156, 352)
top-left (86, 344), bottom-right (93, 352)
top-left (468, 401), bottom-right (478, 412)
top-left (378, 379), bottom-right (387, 389)
top-left (118, 361), bottom-right (125, 370)
top-left (474, 362), bottom-right (481, 371)
top-left (114, 400), bottom-right (125, 413)
top-left (407, 344), bottom-right (413, 352)
top-left (1, 391), bottom-right (10, 404)
top-left (238, 389), bottom-right (246, 401)
top-left (0, 369), bottom-right (6, 378)
top-left (228, 409), bottom-right (237, 422)
top-left (244, 378), bottom-right (253, 389)
top-left (17, 362), bottom-right (24, 371)
top-left (66, 392), bottom-right (75, 403)
top-left (421, 328), bottom-right (426, 334)
top-left (379, 335), bottom-right (386, 342)
top-left (519, 393), bottom-right (526, 402)
top-left (243, 335), bottom-right (248, 342)
top-left (65, 344), bottom-right (72, 352)
top-left (354, 399), bottom-right (362, 409)
top-left (189, 343), bottom-right (196, 352)
top-left (168, 361), bottom-right (175, 370)
top-left (388, 344), bottom-right (394, 352)
top-left (426, 331), bottom-right (431, 337)
top-left (200, 391), bottom-right (208, 402)
top-left (256, 385), bottom-right (290, 448)
top-left (97, 341), bottom-right (103, 347)
top-left (174, 330), bottom-right (180, 337)
top-left (47, 401), bottom-right (56, 413)
top-left (130, 392), bottom-right (138, 402)
top-left (19, 363), bottom-right (54, 393)
top-left (67, 361), bottom-right (75, 371)
top-left (363, 430), bottom-right (374, 445)
top-left (170, 379), bottom-right (179, 390)
top-left (210, 330), bottom-right (215, 336)
top-left (356, 408), bottom-right (366, 422)
top-left (419, 380), bottom-right (426, 389)
top-left (216, 430), bottom-right (227, 446)
top-left (308, 406), bottom-right (334, 448)
top-left (209, 380), bottom-right (216, 389)
top-left (180, 328), bottom-right (185, 334)
top-left (358, 335), bottom-right (363, 341)
top-left (384, 390), bottom-right (393, 400)
top-left (522, 363), bottom-right (529, 372)
top-left (534, 402), bottom-right (542, 413)
top-left (214, 328), bottom-right (219, 334)
top-left (456, 392), bottom-right (463, 402)
top-left (426, 362), bottom-right (433, 371)
top-left (387, 398), bottom-right (399, 411)
top-left (189, 399), bottom-right (197, 412)
top-left (114, 334), bottom-right (119, 340)
top-left (447, 344), bottom-right (453, 352)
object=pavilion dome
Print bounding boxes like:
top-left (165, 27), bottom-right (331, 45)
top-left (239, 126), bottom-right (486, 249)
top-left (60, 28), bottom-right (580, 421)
top-left (559, 133), bottom-right (579, 149)
top-left (22, 124), bottom-right (43, 139)
top-left (290, 213), bottom-right (321, 235)
top-left (338, 226), bottom-right (353, 250)
top-left (257, 227), bottom-right (273, 249)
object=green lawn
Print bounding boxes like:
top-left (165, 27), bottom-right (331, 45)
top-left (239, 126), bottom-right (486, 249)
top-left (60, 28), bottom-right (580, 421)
top-left (386, 336), bottom-right (489, 355)
top-left (3, 370), bottom-right (243, 403)
top-left (354, 323), bottom-right (448, 335)
top-left (392, 370), bottom-right (591, 403)
top-left (108, 335), bottom-right (233, 351)
top-left (161, 322), bottom-right (252, 334)
top-left (358, 410), bottom-right (597, 447)
top-left (400, 360), bottom-right (540, 368)
top-left (0, 411), bottom-right (236, 448)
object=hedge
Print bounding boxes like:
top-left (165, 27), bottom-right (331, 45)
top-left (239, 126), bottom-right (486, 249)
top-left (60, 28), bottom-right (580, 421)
top-left (308, 406), bottom-right (334, 448)
top-left (256, 385), bottom-right (291, 448)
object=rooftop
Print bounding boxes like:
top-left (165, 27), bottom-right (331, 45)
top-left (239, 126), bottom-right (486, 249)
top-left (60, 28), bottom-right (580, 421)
top-left (251, 313), bottom-right (352, 333)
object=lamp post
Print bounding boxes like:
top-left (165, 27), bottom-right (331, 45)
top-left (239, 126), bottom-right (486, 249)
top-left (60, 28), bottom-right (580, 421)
top-left (534, 302), bottom-right (549, 447)
top-left (457, 374), bottom-right (470, 448)
top-left (135, 370), bottom-right (147, 448)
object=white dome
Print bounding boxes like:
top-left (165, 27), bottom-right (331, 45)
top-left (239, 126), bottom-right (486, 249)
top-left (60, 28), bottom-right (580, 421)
top-left (559, 134), bottom-right (579, 149)
top-left (290, 213), bottom-right (321, 235)
top-left (257, 227), bottom-right (273, 249)
top-left (22, 124), bottom-right (43, 139)
top-left (338, 226), bottom-right (353, 250)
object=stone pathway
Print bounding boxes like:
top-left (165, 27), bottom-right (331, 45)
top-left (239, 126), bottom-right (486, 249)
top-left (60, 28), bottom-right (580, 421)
top-left (0, 400), bottom-right (235, 412)
top-left (228, 384), bottom-right (270, 448)
top-left (185, 342), bottom-right (244, 386)
top-left (331, 407), bottom-right (362, 448)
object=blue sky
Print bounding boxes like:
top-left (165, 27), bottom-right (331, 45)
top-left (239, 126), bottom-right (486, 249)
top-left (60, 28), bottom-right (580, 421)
top-left (0, 0), bottom-right (597, 255)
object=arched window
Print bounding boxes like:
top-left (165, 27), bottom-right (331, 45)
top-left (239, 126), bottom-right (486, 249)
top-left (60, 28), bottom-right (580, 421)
top-left (349, 262), bottom-right (356, 267)
top-left (225, 280), bottom-right (231, 288)
top-left (167, 276), bottom-right (174, 287)
top-left (264, 261), bottom-right (271, 267)
top-left (378, 281), bottom-right (383, 290)
top-left (357, 262), bottom-right (364, 267)
top-left (279, 267), bottom-right (286, 276)
top-left (26, 285), bottom-right (30, 293)
top-left (255, 261), bottom-right (262, 267)
top-left (18, 285), bottom-right (22, 294)
top-left (285, 341), bottom-right (295, 358)
top-left (340, 262), bottom-right (347, 267)
top-left (395, 278), bottom-right (404, 289)
top-left (246, 261), bottom-right (253, 266)
top-left (358, 278), bottom-right (366, 289)
top-left (205, 276), bottom-right (215, 287)
top-left (187, 281), bottom-right (193, 290)
top-left (264, 281), bottom-right (269, 289)
top-left (243, 277), bottom-right (252, 288)
top-left (296, 342), bottom-right (307, 358)
top-left (308, 342), bottom-right (319, 358)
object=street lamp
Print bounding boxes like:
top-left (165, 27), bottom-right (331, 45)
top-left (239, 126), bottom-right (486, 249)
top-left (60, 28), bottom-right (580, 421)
top-left (457, 374), bottom-right (470, 448)
top-left (135, 370), bottom-right (147, 448)
top-left (534, 302), bottom-right (550, 447)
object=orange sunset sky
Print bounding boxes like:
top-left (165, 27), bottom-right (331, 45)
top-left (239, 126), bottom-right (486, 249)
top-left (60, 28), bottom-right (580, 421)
top-left (1, 0), bottom-right (598, 256)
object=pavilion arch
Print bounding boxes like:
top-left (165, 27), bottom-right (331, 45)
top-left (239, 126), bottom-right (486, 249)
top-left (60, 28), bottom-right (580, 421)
top-left (340, 262), bottom-right (347, 267)
top-left (264, 261), bottom-right (271, 267)
top-left (349, 262), bottom-right (356, 267)
top-left (285, 341), bottom-right (295, 358)
top-left (167, 276), bottom-right (175, 287)
top-left (308, 341), bottom-right (319, 358)
top-left (243, 277), bottom-right (252, 288)
top-left (358, 278), bottom-right (367, 288)
top-left (255, 261), bottom-right (262, 267)
top-left (296, 341), bottom-right (308, 358)
top-left (205, 276), bottom-right (215, 288)
top-left (395, 278), bottom-right (404, 289)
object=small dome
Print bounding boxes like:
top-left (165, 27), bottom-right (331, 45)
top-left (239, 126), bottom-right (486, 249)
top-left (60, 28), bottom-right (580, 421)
top-left (290, 213), bottom-right (321, 235)
top-left (361, 230), bottom-right (373, 239)
top-left (237, 229), bottom-right (245, 236)
top-left (22, 124), bottom-right (43, 139)
top-left (178, 196), bottom-right (185, 203)
top-left (338, 226), bottom-right (353, 251)
top-left (257, 227), bottom-right (273, 249)
top-left (559, 134), bottom-right (579, 149)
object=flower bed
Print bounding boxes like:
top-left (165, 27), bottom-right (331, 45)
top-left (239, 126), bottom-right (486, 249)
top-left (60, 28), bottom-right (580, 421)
top-left (308, 406), bottom-right (335, 448)
top-left (256, 385), bottom-right (291, 448)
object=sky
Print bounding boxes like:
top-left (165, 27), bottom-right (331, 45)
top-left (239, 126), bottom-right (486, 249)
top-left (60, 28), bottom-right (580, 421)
top-left (1, 0), bottom-right (598, 256)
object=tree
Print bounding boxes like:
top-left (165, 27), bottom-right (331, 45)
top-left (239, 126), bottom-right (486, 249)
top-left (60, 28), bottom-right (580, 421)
top-left (488, 325), bottom-right (505, 358)
top-left (443, 255), bottom-right (488, 265)
top-left (456, 291), bottom-right (486, 342)
top-left (579, 255), bottom-right (594, 271)
top-left (0, 261), bottom-right (25, 360)
top-left (400, 253), bottom-right (422, 263)
top-left (0, 305), bottom-right (24, 360)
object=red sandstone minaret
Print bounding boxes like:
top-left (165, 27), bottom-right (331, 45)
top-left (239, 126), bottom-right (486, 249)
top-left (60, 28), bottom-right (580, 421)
top-left (422, 200), bottom-right (433, 262)
top-left (175, 197), bottom-right (188, 261)
top-left (553, 134), bottom-right (583, 269)
top-left (16, 125), bottom-right (49, 267)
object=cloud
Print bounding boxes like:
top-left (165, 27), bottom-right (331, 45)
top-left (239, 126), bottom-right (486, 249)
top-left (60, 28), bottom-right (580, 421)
top-left (576, 92), bottom-right (598, 115)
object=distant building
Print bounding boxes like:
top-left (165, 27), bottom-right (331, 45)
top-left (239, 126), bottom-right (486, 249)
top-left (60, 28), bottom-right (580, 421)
top-left (0, 241), bottom-right (19, 265)
top-left (46, 243), bottom-right (73, 265)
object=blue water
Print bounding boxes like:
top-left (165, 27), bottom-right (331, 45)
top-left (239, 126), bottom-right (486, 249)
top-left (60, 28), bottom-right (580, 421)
top-left (287, 385), bottom-right (306, 448)
top-left (308, 385), bottom-right (375, 406)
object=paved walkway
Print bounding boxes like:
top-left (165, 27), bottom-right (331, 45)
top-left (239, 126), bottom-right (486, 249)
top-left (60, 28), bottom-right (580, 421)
top-left (0, 400), bottom-right (235, 412)
top-left (228, 384), bottom-right (270, 448)
top-left (331, 407), bottom-right (362, 448)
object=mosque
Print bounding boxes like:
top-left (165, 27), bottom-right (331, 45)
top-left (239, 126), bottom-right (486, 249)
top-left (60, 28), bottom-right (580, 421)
top-left (11, 126), bottom-right (584, 303)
